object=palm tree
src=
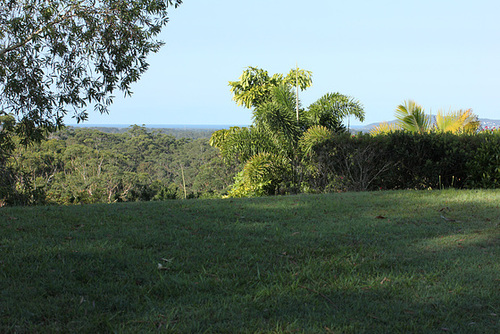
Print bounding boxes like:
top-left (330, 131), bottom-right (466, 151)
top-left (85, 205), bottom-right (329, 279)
top-left (211, 84), bottom-right (301, 196)
top-left (228, 66), bottom-right (312, 109)
top-left (211, 67), bottom-right (365, 197)
top-left (371, 100), bottom-right (479, 135)
top-left (394, 100), bottom-right (431, 133)
top-left (435, 108), bottom-right (479, 133)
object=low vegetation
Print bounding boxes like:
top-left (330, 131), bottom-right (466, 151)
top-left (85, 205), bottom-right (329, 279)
top-left (1, 190), bottom-right (499, 332)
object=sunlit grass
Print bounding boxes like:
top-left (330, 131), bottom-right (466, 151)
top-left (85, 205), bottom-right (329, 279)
top-left (1, 189), bottom-right (499, 333)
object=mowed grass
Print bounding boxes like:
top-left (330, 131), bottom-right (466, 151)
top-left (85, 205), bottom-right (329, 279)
top-left (0, 190), bottom-right (499, 333)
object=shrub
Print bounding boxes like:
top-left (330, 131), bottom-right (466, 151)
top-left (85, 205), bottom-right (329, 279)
top-left (304, 133), bottom-right (392, 192)
top-left (307, 131), bottom-right (500, 191)
top-left (466, 131), bottom-right (500, 188)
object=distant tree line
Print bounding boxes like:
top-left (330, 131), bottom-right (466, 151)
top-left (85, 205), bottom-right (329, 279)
top-left (68, 126), bottom-right (225, 140)
top-left (1, 125), bottom-right (237, 206)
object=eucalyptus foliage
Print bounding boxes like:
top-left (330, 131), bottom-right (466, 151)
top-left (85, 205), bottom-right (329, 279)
top-left (0, 0), bottom-right (182, 144)
top-left (4, 126), bottom-right (237, 205)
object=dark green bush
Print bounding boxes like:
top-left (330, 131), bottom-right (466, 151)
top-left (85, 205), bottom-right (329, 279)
top-left (307, 131), bottom-right (500, 191)
top-left (305, 133), bottom-right (392, 192)
top-left (381, 131), bottom-right (477, 190)
top-left (466, 131), bottom-right (500, 188)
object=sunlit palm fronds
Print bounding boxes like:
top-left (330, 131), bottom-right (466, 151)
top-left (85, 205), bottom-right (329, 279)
top-left (227, 152), bottom-right (290, 197)
top-left (435, 108), bottom-right (480, 133)
top-left (253, 84), bottom-right (301, 158)
top-left (229, 66), bottom-right (311, 109)
top-left (209, 126), bottom-right (275, 164)
top-left (369, 122), bottom-right (398, 135)
top-left (283, 68), bottom-right (313, 91)
top-left (394, 100), bottom-right (431, 133)
top-left (299, 125), bottom-right (334, 157)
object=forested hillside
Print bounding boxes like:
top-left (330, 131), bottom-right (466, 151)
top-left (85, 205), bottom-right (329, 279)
top-left (4, 125), bottom-right (237, 205)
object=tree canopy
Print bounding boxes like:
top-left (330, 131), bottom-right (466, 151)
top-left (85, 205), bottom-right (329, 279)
top-left (0, 0), bottom-right (182, 143)
top-left (228, 66), bottom-right (313, 109)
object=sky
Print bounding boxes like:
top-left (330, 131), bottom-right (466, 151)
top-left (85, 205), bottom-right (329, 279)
top-left (66, 0), bottom-right (500, 126)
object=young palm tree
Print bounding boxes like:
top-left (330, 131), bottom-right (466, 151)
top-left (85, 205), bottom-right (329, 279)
top-left (212, 84), bottom-right (301, 196)
top-left (228, 66), bottom-right (312, 109)
top-left (371, 100), bottom-right (479, 135)
top-left (211, 67), bottom-right (365, 197)
top-left (435, 108), bottom-right (479, 133)
top-left (394, 100), bottom-right (431, 133)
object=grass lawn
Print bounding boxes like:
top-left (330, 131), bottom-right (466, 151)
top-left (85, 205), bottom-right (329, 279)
top-left (1, 189), bottom-right (499, 333)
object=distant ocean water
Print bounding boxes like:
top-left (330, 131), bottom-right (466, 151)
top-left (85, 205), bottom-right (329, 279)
top-left (67, 124), bottom-right (250, 129)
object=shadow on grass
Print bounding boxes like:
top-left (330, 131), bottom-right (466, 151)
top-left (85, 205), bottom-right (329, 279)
top-left (1, 190), bottom-right (499, 332)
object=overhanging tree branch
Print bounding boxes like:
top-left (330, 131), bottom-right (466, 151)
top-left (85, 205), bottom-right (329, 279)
top-left (0, 0), bottom-right (182, 144)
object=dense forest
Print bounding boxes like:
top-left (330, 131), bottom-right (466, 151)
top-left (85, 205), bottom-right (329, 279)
top-left (2, 125), bottom-right (238, 206)
top-left (68, 126), bottom-right (223, 139)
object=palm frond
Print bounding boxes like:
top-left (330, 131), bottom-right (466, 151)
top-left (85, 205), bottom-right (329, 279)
top-left (395, 100), bottom-right (430, 133)
top-left (435, 108), bottom-right (480, 133)
top-left (436, 110), bottom-right (459, 133)
top-left (271, 83), bottom-right (297, 114)
top-left (228, 67), bottom-right (274, 108)
top-left (210, 126), bottom-right (275, 164)
top-left (284, 68), bottom-right (313, 90)
top-left (370, 122), bottom-right (398, 135)
top-left (227, 152), bottom-right (290, 197)
top-left (252, 84), bottom-right (301, 158)
top-left (244, 153), bottom-right (288, 184)
top-left (209, 129), bottom-right (229, 148)
top-left (299, 125), bottom-right (334, 156)
top-left (305, 93), bottom-right (364, 132)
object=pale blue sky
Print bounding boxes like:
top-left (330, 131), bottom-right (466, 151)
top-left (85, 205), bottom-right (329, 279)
top-left (67, 0), bottom-right (500, 126)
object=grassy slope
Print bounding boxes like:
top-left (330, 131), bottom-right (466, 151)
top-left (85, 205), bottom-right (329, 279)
top-left (0, 190), bottom-right (499, 333)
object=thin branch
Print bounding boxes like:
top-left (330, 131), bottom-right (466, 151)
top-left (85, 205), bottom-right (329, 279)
top-left (0, 2), bottom-right (113, 57)
top-left (0, 8), bottom-right (75, 57)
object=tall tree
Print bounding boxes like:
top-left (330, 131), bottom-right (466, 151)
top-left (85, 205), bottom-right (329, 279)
top-left (228, 66), bottom-right (312, 109)
top-left (0, 0), bottom-right (182, 144)
top-left (212, 67), bottom-right (365, 197)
